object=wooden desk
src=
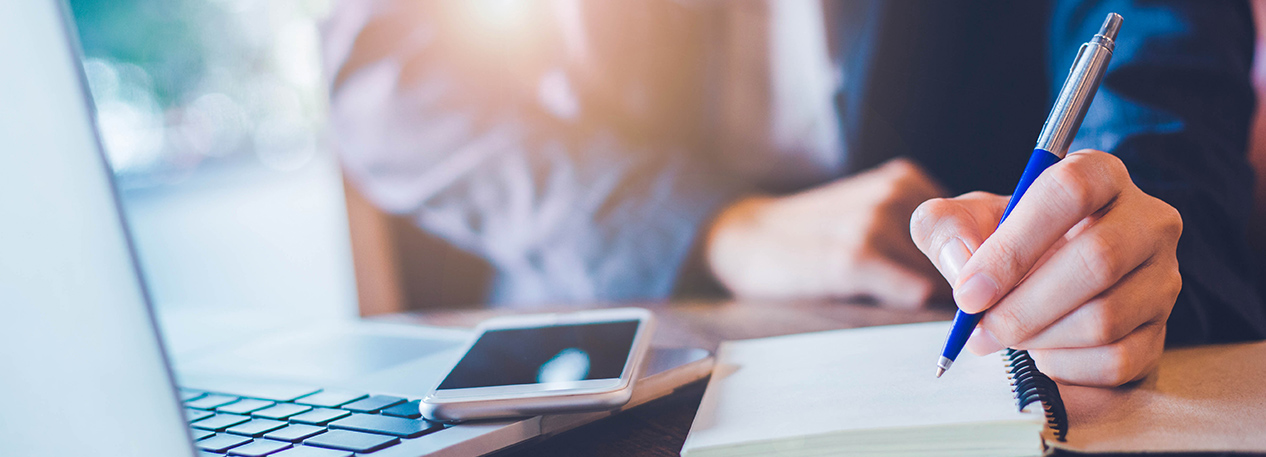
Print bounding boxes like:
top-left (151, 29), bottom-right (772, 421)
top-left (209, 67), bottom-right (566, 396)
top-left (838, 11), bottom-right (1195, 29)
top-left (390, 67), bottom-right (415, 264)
top-left (385, 299), bottom-right (955, 457)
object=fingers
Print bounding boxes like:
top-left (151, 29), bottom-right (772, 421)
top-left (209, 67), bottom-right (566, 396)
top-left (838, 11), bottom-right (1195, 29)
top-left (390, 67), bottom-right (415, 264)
top-left (1009, 257), bottom-right (1180, 350)
top-left (1028, 320), bottom-right (1166, 386)
top-left (909, 192), bottom-right (1009, 285)
top-left (953, 151), bottom-right (1131, 314)
top-left (840, 247), bottom-right (940, 308)
top-left (971, 199), bottom-right (1159, 349)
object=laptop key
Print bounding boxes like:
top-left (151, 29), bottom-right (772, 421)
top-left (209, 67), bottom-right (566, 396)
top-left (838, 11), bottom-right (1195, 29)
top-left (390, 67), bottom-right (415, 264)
top-left (271, 445), bottom-right (352, 457)
top-left (219, 399), bottom-right (276, 415)
top-left (252, 403), bottom-right (312, 420)
top-left (341, 395), bottom-right (406, 413)
top-left (329, 413), bottom-right (443, 438)
top-left (227, 418), bottom-right (289, 437)
top-left (191, 428), bottom-right (215, 441)
top-left (263, 424), bottom-right (326, 442)
top-left (294, 390), bottom-right (367, 408)
top-left (303, 429), bottom-right (399, 453)
top-left (187, 394), bottom-right (241, 410)
top-left (192, 413), bottom-right (252, 431)
top-left (288, 408), bottom-right (351, 425)
top-left (226, 439), bottom-right (292, 456)
top-left (194, 434), bottom-right (252, 452)
top-left (186, 408), bottom-right (215, 423)
top-left (379, 400), bottom-right (423, 419)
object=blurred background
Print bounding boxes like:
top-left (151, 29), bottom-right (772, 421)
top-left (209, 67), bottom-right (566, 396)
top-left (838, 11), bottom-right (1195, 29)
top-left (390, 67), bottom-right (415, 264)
top-left (68, 0), bottom-right (356, 355)
top-left (67, 0), bottom-right (1266, 347)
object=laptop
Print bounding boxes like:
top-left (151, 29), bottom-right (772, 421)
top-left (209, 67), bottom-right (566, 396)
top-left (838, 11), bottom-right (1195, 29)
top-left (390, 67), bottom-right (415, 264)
top-left (0, 2), bottom-right (713, 456)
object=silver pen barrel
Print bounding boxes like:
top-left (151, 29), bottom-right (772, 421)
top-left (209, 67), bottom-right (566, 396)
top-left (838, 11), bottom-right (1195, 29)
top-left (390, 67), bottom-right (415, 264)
top-left (1034, 13), bottom-right (1122, 158)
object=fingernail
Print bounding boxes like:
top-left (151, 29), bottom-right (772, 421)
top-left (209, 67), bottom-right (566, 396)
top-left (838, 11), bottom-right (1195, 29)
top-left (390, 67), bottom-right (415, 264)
top-left (966, 328), bottom-right (1005, 355)
top-left (937, 238), bottom-right (972, 284)
top-left (954, 273), bottom-right (999, 314)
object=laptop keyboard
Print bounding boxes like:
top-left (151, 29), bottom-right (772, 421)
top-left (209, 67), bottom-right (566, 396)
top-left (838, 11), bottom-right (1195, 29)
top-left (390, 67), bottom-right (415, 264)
top-left (181, 386), bottom-right (449, 456)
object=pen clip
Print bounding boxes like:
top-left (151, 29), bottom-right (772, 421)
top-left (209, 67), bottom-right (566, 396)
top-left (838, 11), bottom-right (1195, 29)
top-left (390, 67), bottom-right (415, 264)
top-left (1068, 43), bottom-right (1089, 77)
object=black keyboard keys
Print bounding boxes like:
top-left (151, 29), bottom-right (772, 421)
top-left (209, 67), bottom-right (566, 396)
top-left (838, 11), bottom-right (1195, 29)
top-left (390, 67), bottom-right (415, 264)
top-left (226, 439), bottom-right (292, 456)
top-left (303, 429), bottom-right (399, 453)
top-left (192, 414), bottom-right (252, 431)
top-left (264, 424), bottom-right (326, 442)
top-left (379, 400), bottom-right (423, 419)
top-left (288, 408), bottom-right (350, 426)
top-left (294, 390), bottom-right (367, 408)
top-left (227, 419), bottom-right (289, 437)
top-left (341, 395), bottom-right (406, 413)
top-left (195, 434), bottom-right (252, 453)
top-left (329, 413), bottom-right (443, 438)
top-left (252, 403), bottom-right (313, 420)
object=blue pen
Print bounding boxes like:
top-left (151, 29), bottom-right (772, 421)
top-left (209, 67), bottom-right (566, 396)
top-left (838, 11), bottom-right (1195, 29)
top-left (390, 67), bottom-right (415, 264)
top-left (936, 13), bottom-right (1122, 378)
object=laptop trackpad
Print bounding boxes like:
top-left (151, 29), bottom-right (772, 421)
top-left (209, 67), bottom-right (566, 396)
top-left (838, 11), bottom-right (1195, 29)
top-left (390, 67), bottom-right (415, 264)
top-left (176, 321), bottom-right (469, 397)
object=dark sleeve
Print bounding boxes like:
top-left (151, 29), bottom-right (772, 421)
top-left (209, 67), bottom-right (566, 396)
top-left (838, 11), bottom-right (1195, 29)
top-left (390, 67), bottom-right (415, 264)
top-left (1051, 0), bottom-right (1266, 344)
top-left (321, 1), bottom-right (742, 307)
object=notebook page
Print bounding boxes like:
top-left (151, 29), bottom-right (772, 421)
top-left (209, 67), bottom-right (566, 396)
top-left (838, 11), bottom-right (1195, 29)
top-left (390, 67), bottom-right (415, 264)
top-left (682, 321), bottom-right (1041, 454)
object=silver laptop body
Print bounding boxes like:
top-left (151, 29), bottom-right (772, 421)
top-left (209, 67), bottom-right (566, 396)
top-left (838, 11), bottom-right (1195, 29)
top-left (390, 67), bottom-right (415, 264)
top-left (0, 2), bottom-right (711, 456)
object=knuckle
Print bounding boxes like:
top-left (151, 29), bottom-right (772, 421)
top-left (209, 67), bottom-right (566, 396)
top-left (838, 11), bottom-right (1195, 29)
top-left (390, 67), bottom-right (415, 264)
top-left (1100, 344), bottom-right (1136, 387)
top-left (1085, 149), bottom-right (1126, 173)
top-left (886, 158), bottom-right (918, 178)
top-left (1077, 234), bottom-right (1123, 288)
top-left (1044, 163), bottom-right (1097, 215)
top-left (1157, 201), bottom-right (1184, 242)
top-left (1166, 268), bottom-right (1183, 301)
top-left (1083, 303), bottom-right (1122, 346)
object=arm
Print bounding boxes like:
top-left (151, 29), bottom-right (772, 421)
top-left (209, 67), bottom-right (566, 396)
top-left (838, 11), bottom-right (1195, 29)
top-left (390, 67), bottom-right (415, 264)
top-left (322, 1), bottom-right (742, 306)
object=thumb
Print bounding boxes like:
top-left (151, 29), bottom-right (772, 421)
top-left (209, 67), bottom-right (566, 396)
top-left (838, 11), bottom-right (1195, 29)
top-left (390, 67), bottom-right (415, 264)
top-left (909, 191), bottom-right (1009, 285)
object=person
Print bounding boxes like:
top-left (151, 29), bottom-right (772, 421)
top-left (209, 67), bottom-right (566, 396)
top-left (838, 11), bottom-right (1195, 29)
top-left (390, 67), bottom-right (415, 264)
top-left (321, 0), bottom-right (1265, 386)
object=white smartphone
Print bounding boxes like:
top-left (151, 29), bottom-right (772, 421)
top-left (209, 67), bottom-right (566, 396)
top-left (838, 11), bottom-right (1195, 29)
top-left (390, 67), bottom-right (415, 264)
top-left (421, 308), bottom-right (655, 422)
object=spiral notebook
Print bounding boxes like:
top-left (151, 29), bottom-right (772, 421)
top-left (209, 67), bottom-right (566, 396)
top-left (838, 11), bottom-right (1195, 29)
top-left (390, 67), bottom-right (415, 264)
top-left (681, 321), bottom-right (1266, 456)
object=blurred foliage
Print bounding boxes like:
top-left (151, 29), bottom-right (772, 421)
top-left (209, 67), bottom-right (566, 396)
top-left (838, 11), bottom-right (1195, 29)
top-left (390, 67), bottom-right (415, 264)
top-left (68, 0), bottom-right (207, 107)
top-left (65, 0), bottom-right (331, 184)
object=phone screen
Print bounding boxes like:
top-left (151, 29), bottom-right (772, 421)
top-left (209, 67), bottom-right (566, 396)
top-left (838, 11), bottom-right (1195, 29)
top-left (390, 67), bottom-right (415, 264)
top-left (437, 320), bottom-right (641, 390)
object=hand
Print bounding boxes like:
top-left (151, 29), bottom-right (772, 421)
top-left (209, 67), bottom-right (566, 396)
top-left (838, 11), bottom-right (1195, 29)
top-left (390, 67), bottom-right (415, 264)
top-left (706, 159), bottom-right (949, 308)
top-left (910, 150), bottom-right (1182, 386)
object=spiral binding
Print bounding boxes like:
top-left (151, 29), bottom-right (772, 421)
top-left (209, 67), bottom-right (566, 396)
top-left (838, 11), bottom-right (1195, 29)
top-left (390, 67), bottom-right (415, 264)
top-left (1004, 348), bottom-right (1068, 441)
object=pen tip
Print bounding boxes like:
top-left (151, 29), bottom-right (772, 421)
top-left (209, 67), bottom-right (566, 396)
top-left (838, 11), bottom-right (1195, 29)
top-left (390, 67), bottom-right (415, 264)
top-left (936, 356), bottom-right (953, 378)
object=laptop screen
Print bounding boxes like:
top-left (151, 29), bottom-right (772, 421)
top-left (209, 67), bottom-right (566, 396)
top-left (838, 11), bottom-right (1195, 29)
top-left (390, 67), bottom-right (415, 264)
top-left (0, 2), bottom-right (194, 456)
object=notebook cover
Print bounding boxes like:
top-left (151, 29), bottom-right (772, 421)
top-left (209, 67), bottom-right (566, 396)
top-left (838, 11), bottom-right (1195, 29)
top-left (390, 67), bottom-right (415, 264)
top-left (1050, 340), bottom-right (1266, 453)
